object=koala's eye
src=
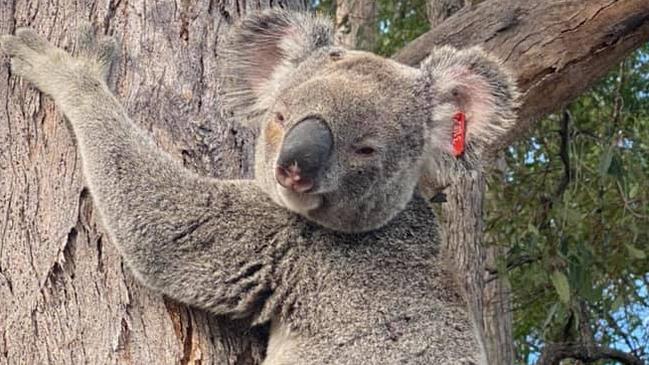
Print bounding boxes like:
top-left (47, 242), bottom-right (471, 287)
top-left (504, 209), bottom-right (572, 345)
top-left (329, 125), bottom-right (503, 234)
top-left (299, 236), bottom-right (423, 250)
top-left (275, 112), bottom-right (285, 124)
top-left (355, 147), bottom-right (376, 156)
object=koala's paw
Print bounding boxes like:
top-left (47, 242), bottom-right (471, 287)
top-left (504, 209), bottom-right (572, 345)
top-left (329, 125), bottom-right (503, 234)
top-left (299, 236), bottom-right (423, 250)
top-left (0, 28), bottom-right (63, 86)
top-left (0, 25), bottom-right (117, 96)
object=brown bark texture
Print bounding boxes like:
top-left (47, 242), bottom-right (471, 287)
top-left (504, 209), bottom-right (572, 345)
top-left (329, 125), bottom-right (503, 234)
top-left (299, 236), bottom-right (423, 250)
top-left (335, 0), bottom-right (377, 51)
top-left (0, 1), bottom-right (306, 364)
top-left (426, 0), bottom-right (469, 28)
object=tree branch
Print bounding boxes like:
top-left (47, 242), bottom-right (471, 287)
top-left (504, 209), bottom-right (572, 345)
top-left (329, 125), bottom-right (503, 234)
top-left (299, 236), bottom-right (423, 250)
top-left (555, 109), bottom-right (572, 199)
top-left (484, 253), bottom-right (540, 283)
top-left (335, 0), bottom-right (377, 50)
top-left (426, 0), bottom-right (470, 28)
top-left (394, 0), bottom-right (649, 151)
top-left (536, 343), bottom-right (645, 365)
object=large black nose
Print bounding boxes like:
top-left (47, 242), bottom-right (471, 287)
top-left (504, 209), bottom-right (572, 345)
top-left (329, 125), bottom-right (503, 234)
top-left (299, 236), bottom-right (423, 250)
top-left (276, 118), bottom-right (333, 193)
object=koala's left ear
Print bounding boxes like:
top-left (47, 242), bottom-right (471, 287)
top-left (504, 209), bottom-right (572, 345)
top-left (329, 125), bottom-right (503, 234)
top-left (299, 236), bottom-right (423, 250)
top-left (219, 9), bottom-right (333, 125)
top-left (421, 46), bottom-right (519, 157)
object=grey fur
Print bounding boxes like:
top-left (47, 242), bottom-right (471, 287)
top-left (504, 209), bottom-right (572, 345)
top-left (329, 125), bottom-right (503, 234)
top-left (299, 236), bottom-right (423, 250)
top-left (1, 9), bottom-right (517, 364)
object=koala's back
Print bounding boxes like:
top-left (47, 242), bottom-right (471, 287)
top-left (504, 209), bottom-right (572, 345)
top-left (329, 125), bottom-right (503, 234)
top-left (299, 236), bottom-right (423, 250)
top-left (260, 196), bottom-right (481, 364)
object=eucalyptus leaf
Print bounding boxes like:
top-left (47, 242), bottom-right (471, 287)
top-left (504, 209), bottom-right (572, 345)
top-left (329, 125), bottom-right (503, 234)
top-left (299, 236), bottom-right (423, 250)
top-left (551, 271), bottom-right (571, 304)
top-left (625, 243), bottom-right (647, 260)
top-left (598, 146), bottom-right (614, 176)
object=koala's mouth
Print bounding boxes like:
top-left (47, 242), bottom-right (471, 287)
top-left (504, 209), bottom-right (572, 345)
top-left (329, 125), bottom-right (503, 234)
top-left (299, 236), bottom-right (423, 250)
top-left (277, 186), bottom-right (325, 213)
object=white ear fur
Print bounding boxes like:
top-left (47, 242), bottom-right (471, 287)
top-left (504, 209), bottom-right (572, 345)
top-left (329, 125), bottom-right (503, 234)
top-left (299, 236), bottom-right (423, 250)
top-left (422, 46), bottom-right (519, 155)
top-left (218, 10), bottom-right (333, 126)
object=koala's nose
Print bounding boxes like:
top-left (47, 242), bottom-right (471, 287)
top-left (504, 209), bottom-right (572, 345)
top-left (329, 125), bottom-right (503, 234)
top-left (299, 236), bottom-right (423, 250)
top-left (276, 118), bottom-right (333, 193)
top-left (275, 165), bottom-right (314, 193)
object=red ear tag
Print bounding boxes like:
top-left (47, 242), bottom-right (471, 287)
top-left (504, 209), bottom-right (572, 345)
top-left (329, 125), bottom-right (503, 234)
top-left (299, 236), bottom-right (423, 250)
top-left (452, 112), bottom-right (467, 158)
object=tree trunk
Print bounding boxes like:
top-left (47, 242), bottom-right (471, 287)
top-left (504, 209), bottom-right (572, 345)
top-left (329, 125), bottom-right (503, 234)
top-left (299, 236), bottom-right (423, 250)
top-left (0, 1), bottom-right (306, 364)
top-left (335, 0), bottom-right (377, 50)
top-left (426, 0), bottom-right (469, 28)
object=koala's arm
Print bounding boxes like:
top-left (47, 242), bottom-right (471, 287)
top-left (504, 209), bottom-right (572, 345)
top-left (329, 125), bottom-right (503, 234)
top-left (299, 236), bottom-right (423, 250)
top-left (1, 28), bottom-right (287, 317)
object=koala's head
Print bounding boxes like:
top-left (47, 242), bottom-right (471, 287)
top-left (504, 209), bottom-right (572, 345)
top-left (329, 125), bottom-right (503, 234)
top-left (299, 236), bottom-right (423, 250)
top-left (219, 10), bottom-right (517, 233)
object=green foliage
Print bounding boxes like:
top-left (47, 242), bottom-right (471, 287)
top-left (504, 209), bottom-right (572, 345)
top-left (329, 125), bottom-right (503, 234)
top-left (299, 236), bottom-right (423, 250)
top-left (373, 0), bottom-right (430, 56)
top-left (313, 0), bottom-right (430, 56)
top-left (486, 45), bottom-right (649, 362)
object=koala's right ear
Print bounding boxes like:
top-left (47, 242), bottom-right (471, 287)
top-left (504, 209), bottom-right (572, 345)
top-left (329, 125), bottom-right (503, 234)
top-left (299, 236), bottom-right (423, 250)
top-left (219, 9), bottom-right (333, 126)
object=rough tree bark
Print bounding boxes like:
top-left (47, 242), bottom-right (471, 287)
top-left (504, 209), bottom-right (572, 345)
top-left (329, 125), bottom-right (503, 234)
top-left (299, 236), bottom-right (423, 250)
top-left (0, 1), bottom-right (307, 364)
top-left (1, 1), bottom-right (648, 365)
top-left (426, 0), bottom-right (469, 28)
top-left (335, 0), bottom-right (377, 51)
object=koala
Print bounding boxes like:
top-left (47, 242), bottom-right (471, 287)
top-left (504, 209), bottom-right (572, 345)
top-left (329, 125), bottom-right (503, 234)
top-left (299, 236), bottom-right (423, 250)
top-left (1, 9), bottom-right (516, 365)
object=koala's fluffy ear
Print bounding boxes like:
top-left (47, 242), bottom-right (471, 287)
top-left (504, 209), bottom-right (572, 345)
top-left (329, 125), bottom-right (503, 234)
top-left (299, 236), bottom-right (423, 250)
top-left (421, 46), bottom-right (519, 156)
top-left (219, 9), bottom-right (333, 125)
